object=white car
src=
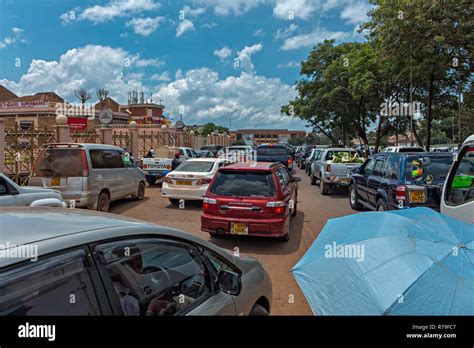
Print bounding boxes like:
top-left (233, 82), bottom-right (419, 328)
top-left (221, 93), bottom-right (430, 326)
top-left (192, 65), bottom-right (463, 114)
top-left (162, 158), bottom-right (229, 204)
top-left (0, 173), bottom-right (67, 207)
top-left (381, 146), bottom-right (426, 153)
top-left (441, 134), bottom-right (474, 224)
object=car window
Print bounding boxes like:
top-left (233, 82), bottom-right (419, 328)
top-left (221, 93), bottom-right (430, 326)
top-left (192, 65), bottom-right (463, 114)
top-left (446, 146), bottom-right (474, 205)
top-left (96, 238), bottom-right (212, 316)
top-left (210, 170), bottom-right (276, 197)
top-left (90, 150), bottom-right (124, 169)
top-left (201, 249), bottom-right (233, 275)
top-left (275, 168), bottom-right (289, 191)
top-left (121, 152), bottom-right (133, 168)
top-left (175, 161), bottom-right (215, 173)
top-left (406, 155), bottom-right (453, 182)
top-left (179, 149), bottom-right (184, 156)
top-left (363, 159), bottom-right (376, 176)
top-left (372, 160), bottom-right (386, 177)
top-left (0, 249), bottom-right (100, 315)
top-left (0, 180), bottom-right (8, 195)
top-left (32, 148), bottom-right (83, 177)
top-left (385, 155), bottom-right (401, 180)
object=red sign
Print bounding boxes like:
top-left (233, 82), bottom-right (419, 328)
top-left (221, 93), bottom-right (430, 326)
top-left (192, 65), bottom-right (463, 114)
top-left (67, 117), bottom-right (88, 130)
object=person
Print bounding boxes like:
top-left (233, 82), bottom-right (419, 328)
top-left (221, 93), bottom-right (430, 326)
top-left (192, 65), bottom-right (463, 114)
top-left (145, 149), bottom-right (155, 158)
top-left (171, 152), bottom-right (181, 170)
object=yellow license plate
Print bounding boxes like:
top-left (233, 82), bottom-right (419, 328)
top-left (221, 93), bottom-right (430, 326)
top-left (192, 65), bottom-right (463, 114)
top-left (231, 223), bottom-right (248, 235)
top-left (176, 180), bottom-right (192, 186)
top-left (51, 177), bottom-right (61, 186)
top-left (409, 190), bottom-right (426, 203)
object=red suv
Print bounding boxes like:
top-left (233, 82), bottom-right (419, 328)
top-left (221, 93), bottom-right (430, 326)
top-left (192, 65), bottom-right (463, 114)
top-left (201, 162), bottom-right (300, 242)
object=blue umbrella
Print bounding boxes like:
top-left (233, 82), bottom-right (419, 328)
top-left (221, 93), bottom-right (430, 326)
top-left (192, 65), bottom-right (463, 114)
top-left (291, 207), bottom-right (474, 315)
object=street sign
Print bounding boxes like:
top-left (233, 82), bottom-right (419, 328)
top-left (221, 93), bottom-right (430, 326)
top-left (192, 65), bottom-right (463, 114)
top-left (175, 120), bottom-right (185, 130)
top-left (98, 109), bottom-right (114, 124)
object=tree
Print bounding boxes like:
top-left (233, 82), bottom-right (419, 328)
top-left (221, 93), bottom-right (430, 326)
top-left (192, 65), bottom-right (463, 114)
top-left (231, 140), bottom-right (246, 146)
top-left (288, 136), bottom-right (306, 146)
top-left (96, 88), bottom-right (109, 105)
top-left (75, 88), bottom-right (91, 105)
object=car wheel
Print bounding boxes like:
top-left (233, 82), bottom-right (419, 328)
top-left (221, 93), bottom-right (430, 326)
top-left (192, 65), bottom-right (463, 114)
top-left (376, 198), bottom-right (388, 211)
top-left (97, 192), bottom-right (110, 212)
top-left (320, 176), bottom-right (329, 195)
top-left (133, 182), bottom-right (145, 201)
top-left (310, 172), bottom-right (317, 185)
top-left (349, 185), bottom-right (363, 210)
top-left (169, 198), bottom-right (180, 205)
top-left (146, 176), bottom-right (156, 185)
top-left (249, 304), bottom-right (269, 316)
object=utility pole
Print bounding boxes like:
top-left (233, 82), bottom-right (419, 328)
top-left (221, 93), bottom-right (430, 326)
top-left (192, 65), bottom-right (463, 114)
top-left (409, 44), bottom-right (414, 146)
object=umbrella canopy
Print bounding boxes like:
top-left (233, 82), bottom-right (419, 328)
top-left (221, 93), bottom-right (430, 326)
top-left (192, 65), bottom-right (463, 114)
top-left (291, 207), bottom-right (474, 315)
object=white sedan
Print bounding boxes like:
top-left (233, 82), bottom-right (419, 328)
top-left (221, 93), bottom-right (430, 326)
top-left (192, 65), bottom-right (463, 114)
top-left (162, 158), bottom-right (229, 204)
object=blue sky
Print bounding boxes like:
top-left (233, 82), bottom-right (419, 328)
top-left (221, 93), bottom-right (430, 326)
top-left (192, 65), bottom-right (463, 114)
top-left (0, 0), bottom-right (371, 130)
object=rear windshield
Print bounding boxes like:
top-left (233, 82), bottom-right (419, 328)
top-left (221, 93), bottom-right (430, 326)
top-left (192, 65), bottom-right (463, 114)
top-left (399, 147), bottom-right (425, 152)
top-left (227, 147), bottom-right (249, 152)
top-left (33, 148), bottom-right (83, 177)
top-left (406, 155), bottom-right (453, 181)
top-left (256, 147), bottom-right (288, 156)
top-left (175, 161), bottom-right (214, 172)
top-left (210, 170), bottom-right (276, 197)
top-left (200, 145), bottom-right (215, 151)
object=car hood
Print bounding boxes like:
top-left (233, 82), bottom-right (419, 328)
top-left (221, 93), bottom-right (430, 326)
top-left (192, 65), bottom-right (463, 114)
top-left (20, 186), bottom-right (60, 195)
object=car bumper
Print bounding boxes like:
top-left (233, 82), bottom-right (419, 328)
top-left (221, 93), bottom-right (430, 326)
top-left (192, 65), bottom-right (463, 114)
top-left (322, 175), bottom-right (351, 186)
top-left (201, 213), bottom-right (288, 238)
top-left (61, 192), bottom-right (96, 207)
top-left (162, 184), bottom-right (209, 200)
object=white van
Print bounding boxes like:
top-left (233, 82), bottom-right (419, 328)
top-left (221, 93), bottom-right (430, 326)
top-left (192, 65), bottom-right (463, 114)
top-left (441, 135), bottom-right (474, 223)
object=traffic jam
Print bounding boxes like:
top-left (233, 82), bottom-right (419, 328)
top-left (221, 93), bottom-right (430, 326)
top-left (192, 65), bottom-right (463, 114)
top-left (1, 136), bottom-right (473, 319)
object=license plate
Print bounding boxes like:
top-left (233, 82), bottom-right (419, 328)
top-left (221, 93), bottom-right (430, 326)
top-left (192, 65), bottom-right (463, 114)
top-left (176, 180), bottom-right (192, 186)
top-left (231, 223), bottom-right (248, 235)
top-left (409, 190), bottom-right (426, 203)
top-left (341, 178), bottom-right (350, 184)
top-left (51, 177), bottom-right (61, 186)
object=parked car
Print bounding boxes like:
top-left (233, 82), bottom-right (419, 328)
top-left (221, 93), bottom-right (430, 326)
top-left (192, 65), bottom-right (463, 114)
top-left (310, 148), bottom-right (363, 195)
top-left (196, 150), bottom-right (215, 158)
top-left (255, 144), bottom-right (293, 170)
top-left (29, 143), bottom-right (146, 212)
top-left (348, 152), bottom-right (454, 212)
top-left (0, 207), bottom-right (272, 316)
top-left (441, 134), bottom-right (474, 223)
top-left (0, 173), bottom-right (66, 207)
top-left (305, 146), bottom-right (329, 176)
top-left (200, 144), bottom-right (224, 157)
top-left (380, 146), bottom-right (426, 153)
top-left (298, 145), bottom-right (316, 170)
top-left (162, 158), bottom-right (229, 204)
top-left (201, 162), bottom-right (300, 242)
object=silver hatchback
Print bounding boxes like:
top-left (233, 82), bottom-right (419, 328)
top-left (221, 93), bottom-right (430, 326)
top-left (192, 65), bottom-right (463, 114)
top-left (29, 143), bottom-right (146, 211)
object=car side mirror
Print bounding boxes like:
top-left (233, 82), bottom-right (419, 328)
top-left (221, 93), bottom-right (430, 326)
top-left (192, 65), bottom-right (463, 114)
top-left (218, 270), bottom-right (241, 296)
top-left (292, 176), bottom-right (301, 182)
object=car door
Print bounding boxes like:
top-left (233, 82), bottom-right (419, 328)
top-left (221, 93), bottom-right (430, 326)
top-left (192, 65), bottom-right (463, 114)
top-left (367, 158), bottom-right (387, 206)
top-left (94, 237), bottom-right (236, 316)
top-left (89, 149), bottom-right (127, 200)
top-left (357, 158), bottom-right (376, 202)
top-left (121, 152), bottom-right (138, 195)
top-left (276, 167), bottom-right (294, 212)
top-left (0, 177), bottom-right (25, 206)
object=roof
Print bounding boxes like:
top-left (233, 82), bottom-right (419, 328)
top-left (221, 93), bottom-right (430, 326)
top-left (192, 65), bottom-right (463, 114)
top-left (7, 92), bottom-right (64, 103)
top-left (44, 143), bottom-right (125, 151)
top-left (184, 158), bottom-right (226, 162)
top-left (0, 85), bottom-right (18, 101)
top-left (219, 162), bottom-right (279, 171)
top-left (95, 97), bottom-right (120, 112)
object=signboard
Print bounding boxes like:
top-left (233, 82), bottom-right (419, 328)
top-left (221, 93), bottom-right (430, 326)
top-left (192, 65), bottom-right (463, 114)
top-left (0, 101), bottom-right (49, 109)
top-left (99, 109), bottom-right (114, 125)
top-left (67, 117), bottom-right (88, 131)
top-left (175, 120), bottom-right (185, 130)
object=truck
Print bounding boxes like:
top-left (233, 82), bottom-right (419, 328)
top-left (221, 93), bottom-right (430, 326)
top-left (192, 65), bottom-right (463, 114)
top-left (310, 147), bottom-right (364, 195)
top-left (255, 144), bottom-right (293, 169)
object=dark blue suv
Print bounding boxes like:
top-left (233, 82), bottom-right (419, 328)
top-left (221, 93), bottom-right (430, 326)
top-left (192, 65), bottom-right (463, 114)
top-left (348, 152), bottom-right (453, 211)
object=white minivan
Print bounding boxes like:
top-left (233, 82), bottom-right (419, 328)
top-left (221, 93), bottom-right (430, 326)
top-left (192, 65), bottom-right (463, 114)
top-left (441, 135), bottom-right (474, 223)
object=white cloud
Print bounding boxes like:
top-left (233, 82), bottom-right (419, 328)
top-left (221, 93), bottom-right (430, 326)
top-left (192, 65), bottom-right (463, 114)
top-left (0, 45), bottom-right (163, 101)
top-left (340, 1), bottom-right (371, 25)
top-left (274, 23), bottom-right (298, 40)
top-left (61, 0), bottom-right (160, 24)
top-left (236, 43), bottom-right (263, 72)
top-left (0, 27), bottom-right (26, 49)
top-left (150, 72), bottom-right (171, 81)
top-left (281, 27), bottom-right (351, 50)
top-left (273, 0), bottom-right (318, 20)
top-left (253, 29), bottom-right (265, 37)
top-left (278, 61), bottom-right (300, 68)
top-left (181, 5), bottom-right (206, 18)
top-left (214, 46), bottom-right (232, 61)
top-left (176, 19), bottom-right (195, 37)
top-left (194, 0), bottom-right (265, 16)
top-left (126, 16), bottom-right (164, 36)
top-left (152, 68), bottom-right (302, 129)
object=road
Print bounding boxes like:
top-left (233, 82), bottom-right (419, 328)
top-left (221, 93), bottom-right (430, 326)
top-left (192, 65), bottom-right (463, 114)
top-left (110, 167), bottom-right (355, 315)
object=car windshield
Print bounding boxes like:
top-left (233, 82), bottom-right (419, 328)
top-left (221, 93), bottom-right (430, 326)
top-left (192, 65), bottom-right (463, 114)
top-left (406, 155), bottom-right (453, 182)
top-left (175, 161), bottom-right (215, 172)
top-left (256, 147), bottom-right (288, 156)
top-left (210, 170), bottom-right (276, 197)
top-left (33, 148), bottom-right (83, 177)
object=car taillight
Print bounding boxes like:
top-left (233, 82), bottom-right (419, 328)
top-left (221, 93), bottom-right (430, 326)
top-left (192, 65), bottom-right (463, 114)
top-left (196, 178), bottom-right (212, 186)
top-left (288, 156), bottom-right (293, 167)
top-left (203, 197), bottom-right (217, 211)
top-left (266, 201), bottom-right (286, 215)
top-left (81, 150), bottom-right (89, 177)
top-left (326, 164), bottom-right (331, 172)
top-left (396, 185), bottom-right (406, 200)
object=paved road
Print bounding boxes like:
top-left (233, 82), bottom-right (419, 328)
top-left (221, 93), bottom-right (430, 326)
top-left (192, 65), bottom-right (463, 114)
top-left (110, 168), bottom-right (355, 315)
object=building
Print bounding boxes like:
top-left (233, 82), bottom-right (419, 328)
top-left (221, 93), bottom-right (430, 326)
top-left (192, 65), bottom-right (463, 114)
top-left (121, 90), bottom-right (167, 125)
top-left (231, 129), bottom-right (306, 145)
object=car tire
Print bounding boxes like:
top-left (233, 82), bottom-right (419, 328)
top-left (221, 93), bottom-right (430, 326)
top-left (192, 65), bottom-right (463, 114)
top-left (97, 192), bottom-right (110, 212)
top-left (169, 198), bottom-right (180, 205)
top-left (376, 198), bottom-right (388, 211)
top-left (320, 176), bottom-right (329, 195)
top-left (146, 176), bottom-right (156, 185)
top-left (249, 304), bottom-right (269, 316)
top-left (133, 182), bottom-right (145, 201)
top-left (310, 172), bottom-right (317, 185)
top-left (349, 185), bottom-right (363, 210)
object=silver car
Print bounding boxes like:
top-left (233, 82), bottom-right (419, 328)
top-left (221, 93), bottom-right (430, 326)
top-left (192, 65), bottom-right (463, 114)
top-left (0, 208), bottom-right (273, 316)
top-left (29, 143), bottom-right (146, 212)
top-left (0, 173), bottom-right (66, 207)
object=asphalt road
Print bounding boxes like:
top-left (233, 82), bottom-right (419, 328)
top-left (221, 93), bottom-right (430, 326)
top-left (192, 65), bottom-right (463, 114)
top-left (110, 167), bottom-right (355, 315)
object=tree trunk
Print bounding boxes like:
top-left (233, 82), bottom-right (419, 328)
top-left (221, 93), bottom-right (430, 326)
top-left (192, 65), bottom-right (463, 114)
top-left (425, 71), bottom-right (435, 151)
top-left (374, 115), bottom-right (384, 152)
